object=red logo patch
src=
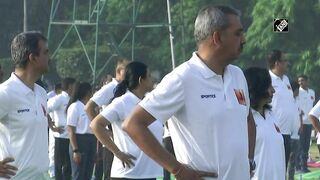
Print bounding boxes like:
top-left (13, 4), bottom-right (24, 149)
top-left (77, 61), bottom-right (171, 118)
top-left (234, 89), bottom-right (246, 105)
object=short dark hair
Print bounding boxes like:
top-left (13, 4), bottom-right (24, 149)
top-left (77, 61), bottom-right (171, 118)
top-left (11, 31), bottom-right (47, 68)
top-left (290, 81), bottom-right (299, 92)
top-left (244, 67), bottom-right (272, 110)
top-left (267, 49), bottom-right (283, 69)
top-left (61, 77), bottom-right (76, 91)
top-left (297, 74), bottom-right (308, 80)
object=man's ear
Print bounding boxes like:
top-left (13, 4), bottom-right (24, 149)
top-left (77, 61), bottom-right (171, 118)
top-left (212, 31), bottom-right (222, 46)
top-left (28, 53), bottom-right (35, 63)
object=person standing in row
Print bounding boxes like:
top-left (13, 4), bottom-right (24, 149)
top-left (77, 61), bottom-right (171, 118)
top-left (91, 61), bottom-right (163, 180)
top-left (297, 75), bottom-right (315, 173)
top-left (268, 49), bottom-right (296, 168)
top-left (244, 67), bottom-right (285, 180)
top-left (48, 77), bottom-right (76, 180)
top-left (0, 31), bottom-right (50, 179)
top-left (86, 58), bottom-right (129, 180)
top-left (67, 82), bottom-right (96, 180)
top-left (123, 5), bottom-right (256, 180)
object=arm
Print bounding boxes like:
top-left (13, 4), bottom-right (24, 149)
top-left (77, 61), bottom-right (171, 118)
top-left (85, 100), bottom-right (99, 121)
top-left (309, 115), bottom-right (320, 133)
top-left (90, 114), bottom-right (136, 167)
top-left (47, 115), bottom-right (64, 133)
top-left (122, 105), bottom-right (217, 179)
top-left (0, 157), bottom-right (17, 178)
top-left (68, 125), bottom-right (81, 164)
top-left (247, 110), bottom-right (256, 171)
top-left (247, 110), bottom-right (256, 159)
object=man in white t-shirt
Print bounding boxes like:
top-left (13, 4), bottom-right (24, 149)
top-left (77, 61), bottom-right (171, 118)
top-left (85, 58), bottom-right (128, 180)
top-left (268, 49), bottom-right (296, 169)
top-left (47, 77), bottom-right (76, 180)
top-left (0, 31), bottom-right (50, 179)
top-left (297, 74), bottom-right (315, 172)
top-left (123, 5), bottom-right (256, 180)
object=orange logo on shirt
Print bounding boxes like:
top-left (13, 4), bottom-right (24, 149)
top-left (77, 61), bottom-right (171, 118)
top-left (234, 89), bottom-right (246, 105)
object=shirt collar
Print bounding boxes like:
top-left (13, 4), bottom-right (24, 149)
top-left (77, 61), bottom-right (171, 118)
top-left (269, 70), bottom-right (282, 80)
top-left (190, 52), bottom-right (228, 79)
top-left (9, 73), bottom-right (34, 95)
top-left (127, 91), bottom-right (141, 104)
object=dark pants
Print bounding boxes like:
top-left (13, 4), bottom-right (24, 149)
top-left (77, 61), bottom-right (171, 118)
top-left (288, 139), bottom-right (300, 180)
top-left (282, 134), bottom-right (291, 169)
top-left (111, 178), bottom-right (156, 180)
top-left (102, 146), bottom-right (114, 180)
top-left (94, 141), bottom-right (104, 180)
top-left (70, 134), bottom-right (96, 180)
top-left (54, 137), bottom-right (71, 180)
top-left (163, 136), bottom-right (175, 180)
top-left (298, 124), bottom-right (312, 170)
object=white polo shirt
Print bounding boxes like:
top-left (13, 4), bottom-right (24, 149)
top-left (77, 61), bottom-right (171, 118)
top-left (67, 100), bottom-right (93, 134)
top-left (91, 78), bottom-right (118, 107)
top-left (47, 91), bottom-right (70, 138)
top-left (269, 71), bottom-right (296, 135)
top-left (309, 100), bottom-right (320, 144)
top-left (101, 91), bottom-right (163, 179)
top-left (251, 109), bottom-right (285, 180)
top-left (298, 87), bottom-right (315, 124)
top-left (140, 52), bottom-right (250, 180)
top-left (0, 73), bottom-right (49, 179)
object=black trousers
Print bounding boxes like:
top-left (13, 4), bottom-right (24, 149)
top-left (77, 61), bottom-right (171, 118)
top-left (54, 137), bottom-right (71, 180)
top-left (282, 134), bottom-right (291, 169)
top-left (102, 146), bottom-right (114, 180)
top-left (70, 134), bottom-right (96, 180)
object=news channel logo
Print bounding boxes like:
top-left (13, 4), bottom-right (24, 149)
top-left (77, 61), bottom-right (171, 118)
top-left (273, 19), bottom-right (288, 32)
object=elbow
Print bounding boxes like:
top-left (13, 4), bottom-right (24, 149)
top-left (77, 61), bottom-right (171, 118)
top-left (122, 118), bottom-right (130, 134)
top-left (90, 119), bottom-right (97, 133)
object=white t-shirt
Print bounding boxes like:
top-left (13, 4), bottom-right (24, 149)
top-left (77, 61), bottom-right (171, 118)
top-left (67, 100), bottom-right (93, 134)
top-left (100, 91), bottom-right (163, 179)
top-left (91, 78), bottom-right (118, 107)
top-left (298, 87), bottom-right (315, 124)
top-left (251, 109), bottom-right (285, 180)
top-left (47, 91), bottom-right (70, 138)
top-left (0, 73), bottom-right (49, 179)
top-left (309, 100), bottom-right (320, 144)
top-left (140, 52), bottom-right (251, 180)
top-left (269, 71), bottom-right (296, 135)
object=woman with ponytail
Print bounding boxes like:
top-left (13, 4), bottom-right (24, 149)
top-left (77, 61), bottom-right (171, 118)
top-left (66, 82), bottom-right (96, 180)
top-left (90, 61), bottom-right (163, 180)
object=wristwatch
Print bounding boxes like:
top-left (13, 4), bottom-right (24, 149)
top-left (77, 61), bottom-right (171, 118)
top-left (249, 159), bottom-right (256, 171)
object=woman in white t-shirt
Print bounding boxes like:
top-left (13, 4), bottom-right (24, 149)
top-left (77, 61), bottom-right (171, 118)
top-left (66, 82), bottom-right (96, 180)
top-left (244, 67), bottom-right (285, 180)
top-left (90, 61), bottom-right (163, 180)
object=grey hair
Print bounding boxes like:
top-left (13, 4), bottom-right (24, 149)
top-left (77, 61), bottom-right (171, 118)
top-left (194, 5), bottom-right (241, 44)
top-left (11, 31), bottom-right (47, 68)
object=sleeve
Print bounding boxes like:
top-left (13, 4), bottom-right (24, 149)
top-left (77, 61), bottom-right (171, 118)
top-left (309, 100), bottom-right (320, 118)
top-left (140, 72), bottom-right (185, 124)
top-left (90, 83), bottom-right (115, 107)
top-left (47, 95), bottom-right (62, 113)
top-left (0, 90), bottom-right (9, 120)
top-left (67, 103), bottom-right (79, 127)
top-left (100, 99), bottom-right (122, 123)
